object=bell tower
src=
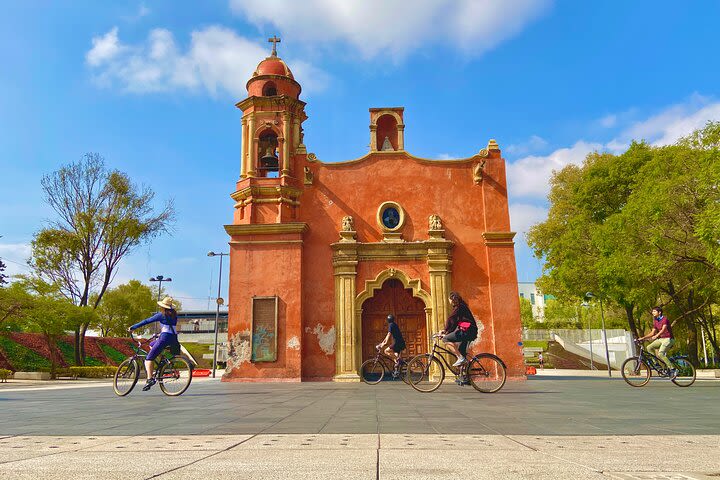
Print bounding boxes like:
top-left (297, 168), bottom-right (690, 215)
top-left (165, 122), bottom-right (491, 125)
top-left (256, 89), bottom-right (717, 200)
top-left (232, 36), bottom-right (308, 224)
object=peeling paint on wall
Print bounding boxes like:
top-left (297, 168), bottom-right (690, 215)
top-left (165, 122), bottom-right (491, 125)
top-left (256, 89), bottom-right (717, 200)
top-left (225, 329), bottom-right (251, 374)
top-left (287, 336), bottom-right (300, 350)
top-left (305, 324), bottom-right (335, 355)
top-left (469, 317), bottom-right (485, 350)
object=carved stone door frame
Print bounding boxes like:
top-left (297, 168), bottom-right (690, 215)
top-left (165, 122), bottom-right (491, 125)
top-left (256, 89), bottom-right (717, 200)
top-left (331, 230), bottom-right (453, 382)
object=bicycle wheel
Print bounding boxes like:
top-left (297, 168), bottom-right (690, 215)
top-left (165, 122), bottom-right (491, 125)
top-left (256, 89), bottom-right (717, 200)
top-left (113, 357), bottom-right (140, 396)
top-left (406, 354), bottom-right (444, 393)
top-left (621, 357), bottom-right (650, 387)
top-left (398, 361), bottom-right (410, 385)
top-left (158, 355), bottom-right (193, 396)
top-left (360, 358), bottom-right (385, 385)
top-left (671, 358), bottom-right (696, 387)
top-left (467, 354), bottom-right (506, 393)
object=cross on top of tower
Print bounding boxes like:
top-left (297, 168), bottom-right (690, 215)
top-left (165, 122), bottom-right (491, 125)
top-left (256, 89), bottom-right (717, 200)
top-left (268, 35), bottom-right (281, 57)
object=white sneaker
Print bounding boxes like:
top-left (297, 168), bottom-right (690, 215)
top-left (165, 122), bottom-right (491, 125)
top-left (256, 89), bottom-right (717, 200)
top-left (452, 358), bottom-right (466, 367)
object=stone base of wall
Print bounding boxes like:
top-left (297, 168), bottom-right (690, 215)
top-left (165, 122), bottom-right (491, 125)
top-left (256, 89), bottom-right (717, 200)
top-left (13, 371), bottom-right (52, 380)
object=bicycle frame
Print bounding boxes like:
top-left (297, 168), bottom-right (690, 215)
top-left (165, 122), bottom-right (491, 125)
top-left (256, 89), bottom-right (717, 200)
top-left (635, 341), bottom-right (684, 376)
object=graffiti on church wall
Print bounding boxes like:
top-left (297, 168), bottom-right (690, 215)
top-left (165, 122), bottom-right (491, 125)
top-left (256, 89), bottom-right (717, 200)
top-left (252, 297), bottom-right (278, 362)
top-left (305, 324), bottom-right (335, 355)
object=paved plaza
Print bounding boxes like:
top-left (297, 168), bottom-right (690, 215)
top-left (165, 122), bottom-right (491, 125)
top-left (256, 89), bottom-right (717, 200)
top-left (1, 375), bottom-right (719, 479)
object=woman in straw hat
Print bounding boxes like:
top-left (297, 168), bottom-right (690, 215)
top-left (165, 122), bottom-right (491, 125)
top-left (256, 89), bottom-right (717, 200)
top-left (129, 296), bottom-right (180, 391)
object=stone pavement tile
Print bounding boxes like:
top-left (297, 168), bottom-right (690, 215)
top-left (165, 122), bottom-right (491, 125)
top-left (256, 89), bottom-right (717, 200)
top-left (0, 450), bottom-right (211, 480)
top-left (380, 434), bottom-right (523, 450)
top-left (605, 473), bottom-right (715, 479)
top-left (240, 434), bottom-right (377, 449)
top-left (83, 434), bottom-right (251, 452)
top-left (0, 435), bottom-right (131, 452)
top-left (159, 448), bottom-right (377, 480)
top-left (510, 435), bottom-right (720, 473)
top-left (379, 449), bottom-right (606, 480)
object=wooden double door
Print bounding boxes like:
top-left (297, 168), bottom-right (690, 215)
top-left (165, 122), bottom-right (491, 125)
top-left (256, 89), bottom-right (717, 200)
top-left (361, 279), bottom-right (427, 361)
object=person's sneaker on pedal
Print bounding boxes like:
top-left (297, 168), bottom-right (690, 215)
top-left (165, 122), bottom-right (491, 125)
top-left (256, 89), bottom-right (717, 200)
top-left (668, 368), bottom-right (678, 379)
top-left (452, 356), bottom-right (467, 367)
top-left (142, 378), bottom-right (156, 391)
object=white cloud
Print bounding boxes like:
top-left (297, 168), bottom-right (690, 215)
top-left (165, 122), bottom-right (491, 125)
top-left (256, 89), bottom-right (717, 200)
top-left (86, 27), bottom-right (123, 66)
top-left (620, 96), bottom-right (720, 146)
top-left (507, 95), bottom-right (720, 203)
top-left (599, 114), bottom-right (617, 128)
top-left (86, 26), bottom-right (328, 97)
top-left (506, 135), bottom-right (548, 155)
top-left (0, 243), bottom-right (32, 278)
top-left (436, 153), bottom-right (455, 160)
top-left (509, 203), bottom-right (548, 236)
top-left (507, 140), bottom-right (601, 199)
top-left (230, 0), bottom-right (551, 60)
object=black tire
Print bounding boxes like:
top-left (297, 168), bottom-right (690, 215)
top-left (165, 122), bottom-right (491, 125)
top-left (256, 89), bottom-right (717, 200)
top-left (671, 357), bottom-right (696, 387)
top-left (467, 354), bottom-right (507, 393)
top-left (360, 358), bottom-right (386, 385)
top-left (398, 361), bottom-right (410, 384)
top-left (113, 357), bottom-right (140, 396)
top-left (158, 355), bottom-right (193, 396)
top-left (407, 354), bottom-right (445, 393)
top-left (621, 356), bottom-right (651, 387)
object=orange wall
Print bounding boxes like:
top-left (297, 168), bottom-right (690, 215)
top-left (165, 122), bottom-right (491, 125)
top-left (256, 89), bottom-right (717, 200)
top-left (225, 149), bottom-right (524, 381)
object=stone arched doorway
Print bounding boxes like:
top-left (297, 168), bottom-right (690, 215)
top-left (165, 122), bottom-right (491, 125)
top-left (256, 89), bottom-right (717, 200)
top-left (361, 279), bottom-right (427, 361)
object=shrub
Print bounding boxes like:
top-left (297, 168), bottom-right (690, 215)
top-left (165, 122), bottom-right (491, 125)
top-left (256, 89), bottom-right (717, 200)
top-left (57, 341), bottom-right (75, 365)
top-left (61, 366), bottom-right (117, 378)
top-left (0, 368), bottom-right (12, 381)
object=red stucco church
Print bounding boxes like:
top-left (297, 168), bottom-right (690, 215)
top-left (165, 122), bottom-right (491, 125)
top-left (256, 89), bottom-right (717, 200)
top-left (223, 39), bottom-right (523, 382)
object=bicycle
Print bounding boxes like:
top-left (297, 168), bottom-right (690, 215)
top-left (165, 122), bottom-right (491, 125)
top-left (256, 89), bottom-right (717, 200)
top-left (113, 332), bottom-right (194, 396)
top-left (621, 339), bottom-right (696, 387)
top-left (406, 333), bottom-right (506, 393)
top-left (359, 347), bottom-right (409, 384)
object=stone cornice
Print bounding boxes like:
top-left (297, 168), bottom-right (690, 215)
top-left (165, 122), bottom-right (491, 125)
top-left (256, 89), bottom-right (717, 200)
top-left (224, 223), bottom-right (308, 236)
top-left (235, 92), bottom-right (306, 111)
top-left (332, 238), bottom-right (453, 261)
top-left (230, 185), bottom-right (303, 202)
top-left (482, 231), bottom-right (516, 246)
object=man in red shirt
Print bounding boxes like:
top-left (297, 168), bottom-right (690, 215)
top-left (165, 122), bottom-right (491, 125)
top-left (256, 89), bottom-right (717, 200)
top-left (638, 306), bottom-right (675, 375)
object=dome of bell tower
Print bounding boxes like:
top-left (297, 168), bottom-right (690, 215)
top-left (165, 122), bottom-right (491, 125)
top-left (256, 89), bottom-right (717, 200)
top-left (246, 36), bottom-right (301, 99)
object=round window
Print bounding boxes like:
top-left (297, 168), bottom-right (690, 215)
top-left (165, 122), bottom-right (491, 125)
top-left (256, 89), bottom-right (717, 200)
top-left (377, 201), bottom-right (405, 232)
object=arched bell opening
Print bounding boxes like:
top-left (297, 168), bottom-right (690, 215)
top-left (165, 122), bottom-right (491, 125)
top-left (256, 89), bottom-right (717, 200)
top-left (257, 130), bottom-right (279, 177)
top-left (376, 114), bottom-right (398, 151)
top-left (262, 81), bottom-right (278, 97)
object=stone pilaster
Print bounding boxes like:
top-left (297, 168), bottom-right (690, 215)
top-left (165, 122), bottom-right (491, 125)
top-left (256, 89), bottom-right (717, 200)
top-left (246, 115), bottom-right (256, 178)
top-left (332, 241), bottom-right (360, 381)
top-left (282, 112), bottom-right (291, 177)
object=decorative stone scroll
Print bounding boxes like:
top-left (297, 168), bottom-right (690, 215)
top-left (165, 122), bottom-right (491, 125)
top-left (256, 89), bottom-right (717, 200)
top-left (303, 166), bottom-right (314, 185)
top-left (473, 160), bottom-right (486, 184)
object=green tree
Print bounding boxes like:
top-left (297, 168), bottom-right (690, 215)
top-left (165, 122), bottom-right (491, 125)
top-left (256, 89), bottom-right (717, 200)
top-left (95, 280), bottom-right (156, 337)
top-left (519, 297), bottom-right (534, 327)
top-left (0, 258), bottom-right (7, 286)
top-left (30, 153), bottom-right (175, 364)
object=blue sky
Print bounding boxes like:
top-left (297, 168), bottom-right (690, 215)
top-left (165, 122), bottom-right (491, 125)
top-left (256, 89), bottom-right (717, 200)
top-left (2, 1), bottom-right (720, 309)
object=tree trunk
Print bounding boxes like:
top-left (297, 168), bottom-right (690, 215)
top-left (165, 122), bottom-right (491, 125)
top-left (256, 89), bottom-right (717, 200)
top-left (79, 322), bottom-right (89, 364)
top-left (73, 325), bottom-right (81, 365)
top-left (624, 304), bottom-right (639, 339)
top-left (685, 319), bottom-right (699, 367)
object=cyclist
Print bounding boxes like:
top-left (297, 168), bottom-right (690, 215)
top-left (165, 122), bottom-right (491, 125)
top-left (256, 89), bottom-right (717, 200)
top-left (637, 306), bottom-right (676, 376)
top-left (441, 291), bottom-right (478, 367)
top-left (128, 296), bottom-right (181, 391)
top-left (376, 314), bottom-right (406, 368)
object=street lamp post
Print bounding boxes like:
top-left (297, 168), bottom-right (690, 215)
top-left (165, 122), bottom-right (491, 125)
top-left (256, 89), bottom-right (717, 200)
top-left (581, 301), bottom-right (593, 370)
top-left (208, 251), bottom-right (228, 378)
top-left (586, 292), bottom-right (612, 377)
top-left (150, 275), bottom-right (172, 334)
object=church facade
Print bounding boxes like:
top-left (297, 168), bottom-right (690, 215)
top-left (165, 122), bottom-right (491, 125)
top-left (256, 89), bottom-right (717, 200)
top-left (223, 42), bottom-right (524, 382)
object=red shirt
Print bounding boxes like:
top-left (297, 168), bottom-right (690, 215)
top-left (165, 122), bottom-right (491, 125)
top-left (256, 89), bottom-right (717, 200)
top-left (653, 316), bottom-right (673, 339)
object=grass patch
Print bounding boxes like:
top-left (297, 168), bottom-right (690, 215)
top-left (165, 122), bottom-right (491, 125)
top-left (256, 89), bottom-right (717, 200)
top-left (521, 340), bottom-right (549, 350)
top-left (0, 336), bottom-right (52, 371)
top-left (84, 356), bottom-right (104, 367)
top-left (99, 344), bottom-right (127, 364)
top-left (57, 341), bottom-right (75, 365)
top-left (180, 343), bottom-right (213, 369)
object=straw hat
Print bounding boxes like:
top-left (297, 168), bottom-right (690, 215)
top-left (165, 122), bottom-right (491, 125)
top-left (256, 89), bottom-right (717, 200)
top-left (157, 296), bottom-right (176, 310)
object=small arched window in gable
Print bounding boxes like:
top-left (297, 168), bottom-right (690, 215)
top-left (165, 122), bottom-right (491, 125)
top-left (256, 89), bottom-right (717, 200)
top-left (262, 81), bottom-right (278, 96)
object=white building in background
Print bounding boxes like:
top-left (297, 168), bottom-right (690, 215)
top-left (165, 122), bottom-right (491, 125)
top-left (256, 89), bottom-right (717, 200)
top-left (518, 282), bottom-right (551, 322)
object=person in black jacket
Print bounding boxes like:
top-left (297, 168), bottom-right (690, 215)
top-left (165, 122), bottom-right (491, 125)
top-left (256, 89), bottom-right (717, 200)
top-left (441, 292), bottom-right (478, 366)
